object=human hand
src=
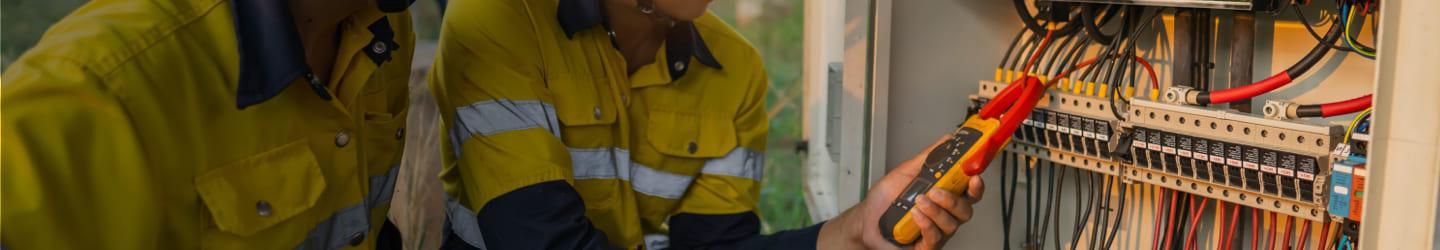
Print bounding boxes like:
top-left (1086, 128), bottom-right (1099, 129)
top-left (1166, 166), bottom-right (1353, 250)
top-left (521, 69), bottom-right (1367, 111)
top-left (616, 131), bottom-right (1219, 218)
top-left (820, 135), bottom-right (986, 250)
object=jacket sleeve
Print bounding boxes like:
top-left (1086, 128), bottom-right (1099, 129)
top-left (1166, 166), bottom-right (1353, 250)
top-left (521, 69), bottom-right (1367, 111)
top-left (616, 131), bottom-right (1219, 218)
top-left (668, 213), bottom-right (823, 250)
top-left (2, 57), bottom-right (162, 249)
top-left (428, 2), bottom-right (610, 248)
top-left (473, 181), bottom-right (616, 249)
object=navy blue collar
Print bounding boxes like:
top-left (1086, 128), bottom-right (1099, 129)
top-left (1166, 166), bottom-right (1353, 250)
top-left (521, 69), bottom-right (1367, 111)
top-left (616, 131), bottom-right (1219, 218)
top-left (230, 1), bottom-right (398, 109)
top-left (555, 0), bottom-right (723, 81)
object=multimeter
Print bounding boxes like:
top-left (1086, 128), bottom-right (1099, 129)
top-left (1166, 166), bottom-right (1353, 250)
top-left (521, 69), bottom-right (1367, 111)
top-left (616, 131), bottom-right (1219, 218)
top-left (879, 76), bottom-right (1047, 245)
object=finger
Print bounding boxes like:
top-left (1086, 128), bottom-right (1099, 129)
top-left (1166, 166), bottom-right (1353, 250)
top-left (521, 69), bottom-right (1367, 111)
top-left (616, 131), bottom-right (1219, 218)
top-left (911, 208), bottom-right (944, 250)
top-left (915, 196), bottom-right (959, 234)
top-left (925, 189), bottom-right (975, 224)
top-left (967, 176), bottom-right (985, 202)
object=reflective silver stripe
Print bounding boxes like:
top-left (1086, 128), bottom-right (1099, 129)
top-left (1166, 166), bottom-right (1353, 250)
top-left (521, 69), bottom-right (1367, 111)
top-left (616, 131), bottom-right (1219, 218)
top-left (292, 164), bottom-right (400, 250)
top-left (629, 161), bottom-right (693, 199)
top-left (450, 99), bottom-right (561, 157)
top-left (569, 147), bottom-right (631, 181)
top-left (444, 195), bottom-right (488, 249)
top-left (366, 165), bottom-right (401, 208)
top-left (567, 147), bottom-right (694, 199)
top-left (700, 148), bottom-right (764, 181)
top-left (295, 204), bottom-right (369, 250)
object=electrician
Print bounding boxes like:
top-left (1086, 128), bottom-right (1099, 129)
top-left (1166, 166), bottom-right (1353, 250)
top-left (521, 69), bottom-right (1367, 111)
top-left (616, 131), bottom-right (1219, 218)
top-left (2, 0), bottom-right (417, 248)
top-left (428, 0), bottom-right (985, 249)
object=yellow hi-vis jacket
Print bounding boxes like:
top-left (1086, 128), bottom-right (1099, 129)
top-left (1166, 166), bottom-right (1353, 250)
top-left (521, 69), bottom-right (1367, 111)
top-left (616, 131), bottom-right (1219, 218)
top-left (429, 0), bottom-right (768, 248)
top-left (1, 0), bottom-right (414, 249)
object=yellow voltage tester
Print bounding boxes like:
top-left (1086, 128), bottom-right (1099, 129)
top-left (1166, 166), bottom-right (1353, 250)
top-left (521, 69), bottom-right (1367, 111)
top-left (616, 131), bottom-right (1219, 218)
top-left (880, 76), bottom-right (1047, 245)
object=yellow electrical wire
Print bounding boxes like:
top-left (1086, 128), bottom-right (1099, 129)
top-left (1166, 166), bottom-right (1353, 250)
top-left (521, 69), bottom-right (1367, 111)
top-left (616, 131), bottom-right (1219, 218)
top-left (1342, 108), bottom-right (1373, 144)
top-left (1344, 5), bottom-right (1377, 58)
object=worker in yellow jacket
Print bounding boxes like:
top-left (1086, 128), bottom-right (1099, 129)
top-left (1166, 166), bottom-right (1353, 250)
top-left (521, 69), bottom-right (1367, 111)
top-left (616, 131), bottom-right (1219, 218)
top-left (2, 0), bottom-right (417, 248)
top-left (427, 0), bottom-right (984, 249)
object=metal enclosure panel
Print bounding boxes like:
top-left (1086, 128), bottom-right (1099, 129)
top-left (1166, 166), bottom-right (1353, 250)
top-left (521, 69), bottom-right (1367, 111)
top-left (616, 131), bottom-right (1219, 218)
top-left (1363, 0), bottom-right (1440, 248)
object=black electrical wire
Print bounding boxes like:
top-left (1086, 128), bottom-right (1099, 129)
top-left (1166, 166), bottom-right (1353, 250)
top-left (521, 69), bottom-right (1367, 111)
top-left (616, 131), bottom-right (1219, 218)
top-left (1101, 183), bottom-right (1130, 249)
top-left (1000, 27), bottom-right (1033, 70)
top-left (1055, 35), bottom-right (1092, 79)
top-left (1283, 13), bottom-right (1345, 80)
top-left (1081, 4), bottom-right (1126, 45)
top-left (1002, 152), bottom-right (1017, 250)
top-left (1013, 0), bottom-right (1082, 36)
top-left (1037, 161), bottom-right (1059, 250)
top-left (1043, 33), bottom-right (1080, 78)
top-left (1011, 35), bottom-right (1041, 74)
top-left (1047, 164), bottom-right (1069, 250)
top-left (1098, 10), bottom-right (1135, 119)
top-left (1070, 172), bottom-right (1097, 250)
top-left (1088, 174), bottom-right (1113, 250)
top-left (1343, 4), bottom-right (1376, 53)
top-left (1024, 156), bottom-right (1034, 247)
top-left (1107, 7), bottom-right (1164, 120)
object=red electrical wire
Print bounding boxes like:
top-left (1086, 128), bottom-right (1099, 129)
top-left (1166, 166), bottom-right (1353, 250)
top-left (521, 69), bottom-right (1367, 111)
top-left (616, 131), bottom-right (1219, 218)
top-left (1153, 188), bottom-right (1167, 250)
top-left (1163, 190), bottom-right (1180, 250)
top-left (1299, 221), bottom-right (1313, 250)
top-left (1184, 197), bottom-right (1211, 250)
top-left (1208, 73), bottom-right (1294, 104)
top-left (1319, 94), bottom-right (1373, 117)
top-left (1266, 212), bottom-right (1277, 250)
top-left (1317, 222), bottom-right (1333, 250)
top-left (1282, 217), bottom-right (1295, 250)
top-left (1216, 202), bottom-right (1228, 250)
top-left (1045, 56), bottom-right (1160, 90)
top-left (1222, 203), bottom-right (1241, 250)
top-left (1021, 28), bottom-right (1056, 75)
top-left (1198, 9), bottom-right (1347, 105)
top-left (978, 28), bottom-right (1054, 120)
top-left (1251, 208), bottom-right (1260, 250)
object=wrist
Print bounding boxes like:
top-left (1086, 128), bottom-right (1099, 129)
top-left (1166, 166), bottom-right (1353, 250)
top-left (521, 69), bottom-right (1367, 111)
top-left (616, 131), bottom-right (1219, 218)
top-left (837, 205), bottom-right (867, 245)
top-left (818, 206), bottom-right (866, 249)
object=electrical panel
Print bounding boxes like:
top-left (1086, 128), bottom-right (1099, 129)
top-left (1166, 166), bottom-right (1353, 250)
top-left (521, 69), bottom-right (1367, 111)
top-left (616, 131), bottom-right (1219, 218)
top-left (1125, 99), bottom-right (1341, 220)
top-left (974, 80), bottom-right (1344, 221)
top-left (1038, 0), bottom-right (1281, 11)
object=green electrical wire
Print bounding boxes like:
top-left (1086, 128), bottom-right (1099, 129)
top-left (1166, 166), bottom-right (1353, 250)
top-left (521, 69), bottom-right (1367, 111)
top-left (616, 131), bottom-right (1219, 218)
top-left (1344, 5), bottom-right (1377, 58)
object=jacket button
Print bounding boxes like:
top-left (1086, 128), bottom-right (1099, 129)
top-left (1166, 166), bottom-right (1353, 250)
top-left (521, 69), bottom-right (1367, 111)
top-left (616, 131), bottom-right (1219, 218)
top-left (687, 142), bottom-right (698, 154)
top-left (395, 128), bottom-right (405, 140)
top-left (593, 107), bottom-right (603, 119)
top-left (371, 41), bottom-right (388, 54)
top-left (348, 231), bottom-right (366, 246)
top-left (255, 200), bottom-right (273, 217)
top-left (673, 61), bottom-right (686, 71)
top-left (335, 131), bottom-right (350, 148)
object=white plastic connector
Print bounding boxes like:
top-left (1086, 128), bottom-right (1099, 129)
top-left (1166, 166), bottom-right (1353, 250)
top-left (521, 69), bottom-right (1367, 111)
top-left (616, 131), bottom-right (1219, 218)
top-left (1164, 86), bottom-right (1196, 105)
top-left (1263, 100), bottom-right (1299, 120)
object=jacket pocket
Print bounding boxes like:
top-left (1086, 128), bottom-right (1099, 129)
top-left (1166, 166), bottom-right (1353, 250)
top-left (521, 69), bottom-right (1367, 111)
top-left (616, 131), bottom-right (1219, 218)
top-left (195, 140), bottom-right (326, 236)
top-left (645, 109), bottom-right (737, 158)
